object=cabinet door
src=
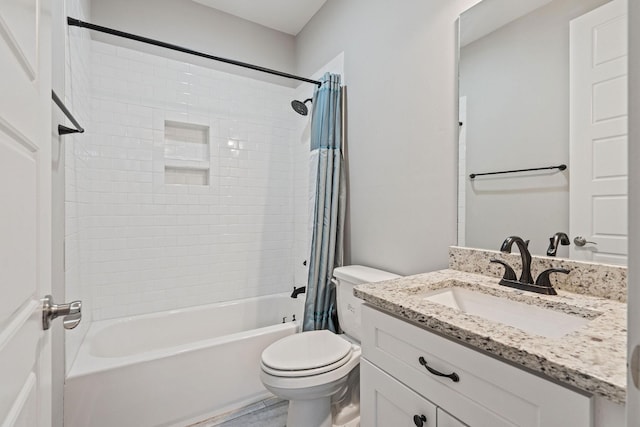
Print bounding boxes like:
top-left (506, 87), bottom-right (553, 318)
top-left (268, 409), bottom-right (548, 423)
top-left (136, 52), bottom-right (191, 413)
top-left (361, 359), bottom-right (437, 427)
top-left (438, 408), bottom-right (467, 427)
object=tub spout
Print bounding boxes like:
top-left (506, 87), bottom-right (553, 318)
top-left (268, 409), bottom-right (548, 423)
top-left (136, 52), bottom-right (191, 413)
top-left (290, 286), bottom-right (306, 298)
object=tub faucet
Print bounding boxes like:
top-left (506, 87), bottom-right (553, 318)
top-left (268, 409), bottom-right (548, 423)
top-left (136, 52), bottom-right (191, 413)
top-left (499, 236), bottom-right (533, 284)
top-left (547, 232), bottom-right (570, 257)
top-left (290, 286), bottom-right (306, 299)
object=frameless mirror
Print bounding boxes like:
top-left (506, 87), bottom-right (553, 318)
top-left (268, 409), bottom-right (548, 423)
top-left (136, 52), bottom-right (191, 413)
top-left (457, 0), bottom-right (628, 265)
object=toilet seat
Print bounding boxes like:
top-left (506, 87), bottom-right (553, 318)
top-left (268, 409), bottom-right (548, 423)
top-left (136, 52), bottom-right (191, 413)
top-left (261, 349), bottom-right (353, 377)
top-left (260, 345), bottom-right (361, 393)
top-left (261, 330), bottom-right (353, 375)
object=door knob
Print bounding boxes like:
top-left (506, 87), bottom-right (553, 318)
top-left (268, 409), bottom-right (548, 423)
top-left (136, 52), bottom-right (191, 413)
top-left (574, 236), bottom-right (597, 247)
top-left (42, 295), bottom-right (82, 330)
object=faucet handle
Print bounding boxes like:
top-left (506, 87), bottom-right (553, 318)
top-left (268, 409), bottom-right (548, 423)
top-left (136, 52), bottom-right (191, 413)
top-left (490, 259), bottom-right (517, 281)
top-left (535, 268), bottom-right (570, 287)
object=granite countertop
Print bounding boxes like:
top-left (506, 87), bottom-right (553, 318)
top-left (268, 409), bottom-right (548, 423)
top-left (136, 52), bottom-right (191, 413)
top-left (354, 268), bottom-right (627, 404)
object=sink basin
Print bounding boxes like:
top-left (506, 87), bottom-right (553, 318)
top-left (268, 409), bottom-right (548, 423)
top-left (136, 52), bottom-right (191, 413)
top-left (423, 287), bottom-right (590, 339)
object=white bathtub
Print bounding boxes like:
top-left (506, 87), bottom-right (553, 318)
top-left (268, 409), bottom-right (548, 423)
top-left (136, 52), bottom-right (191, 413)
top-left (64, 293), bottom-right (304, 427)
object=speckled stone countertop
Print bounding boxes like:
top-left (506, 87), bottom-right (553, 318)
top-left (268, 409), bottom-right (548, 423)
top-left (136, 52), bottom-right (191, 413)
top-left (449, 246), bottom-right (627, 302)
top-left (354, 268), bottom-right (627, 404)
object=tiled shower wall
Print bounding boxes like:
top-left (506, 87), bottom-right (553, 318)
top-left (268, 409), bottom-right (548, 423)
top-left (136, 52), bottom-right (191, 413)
top-left (72, 40), bottom-right (308, 320)
top-left (64, 0), bottom-right (93, 372)
top-left (292, 85), bottom-right (313, 288)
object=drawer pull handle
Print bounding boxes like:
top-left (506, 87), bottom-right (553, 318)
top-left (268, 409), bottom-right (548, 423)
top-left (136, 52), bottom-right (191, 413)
top-left (413, 414), bottom-right (427, 427)
top-left (418, 356), bottom-right (460, 382)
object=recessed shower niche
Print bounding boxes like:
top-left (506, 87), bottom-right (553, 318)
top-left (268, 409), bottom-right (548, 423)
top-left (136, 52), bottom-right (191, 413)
top-left (163, 120), bottom-right (210, 185)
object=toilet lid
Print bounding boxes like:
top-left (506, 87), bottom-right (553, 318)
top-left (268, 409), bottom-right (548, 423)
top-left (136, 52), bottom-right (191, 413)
top-left (261, 350), bottom-right (353, 377)
top-left (261, 330), bottom-right (352, 371)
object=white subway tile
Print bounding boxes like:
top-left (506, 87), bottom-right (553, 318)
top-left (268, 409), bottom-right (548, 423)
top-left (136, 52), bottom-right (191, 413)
top-left (72, 39), bottom-right (303, 320)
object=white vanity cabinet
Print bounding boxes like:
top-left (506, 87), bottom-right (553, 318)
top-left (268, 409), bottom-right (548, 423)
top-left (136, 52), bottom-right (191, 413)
top-left (437, 409), bottom-right (466, 427)
top-left (361, 360), bottom-right (439, 427)
top-left (361, 359), bottom-right (466, 426)
top-left (360, 305), bottom-right (593, 427)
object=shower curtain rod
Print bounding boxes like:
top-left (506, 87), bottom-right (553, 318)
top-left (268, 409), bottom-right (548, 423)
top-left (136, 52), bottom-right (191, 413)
top-left (67, 17), bottom-right (322, 87)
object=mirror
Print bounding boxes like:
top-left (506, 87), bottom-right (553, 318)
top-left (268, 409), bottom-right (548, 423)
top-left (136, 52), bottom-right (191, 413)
top-left (458, 0), bottom-right (628, 265)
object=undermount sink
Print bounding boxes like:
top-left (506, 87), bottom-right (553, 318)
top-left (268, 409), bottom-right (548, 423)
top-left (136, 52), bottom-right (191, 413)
top-left (422, 287), bottom-right (591, 339)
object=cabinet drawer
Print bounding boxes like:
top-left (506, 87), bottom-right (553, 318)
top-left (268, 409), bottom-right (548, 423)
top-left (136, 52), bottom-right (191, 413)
top-left (361, 359), bottom-right (438, 427)
top-left (362, 305), bottom-right (592, 427)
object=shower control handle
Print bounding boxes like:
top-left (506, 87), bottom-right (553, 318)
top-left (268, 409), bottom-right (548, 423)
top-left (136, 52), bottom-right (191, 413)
top-left (42, 295), bottom-right (82, 330)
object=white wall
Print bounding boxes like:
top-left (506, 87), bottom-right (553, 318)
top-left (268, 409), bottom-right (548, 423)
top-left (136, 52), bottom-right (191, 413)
top-left (73, 41), bottom-right (301, 320)
top-left (627, 0), bottom-right (639, 423)
top-left (459, 0), bottom-right (609, 256)
top-left (89, 0), bottom-right (296, 86)
top-left (295, 0), bottom-right (480, 275)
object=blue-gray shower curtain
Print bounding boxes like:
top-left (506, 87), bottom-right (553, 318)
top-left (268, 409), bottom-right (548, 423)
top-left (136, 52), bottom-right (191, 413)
top-left (303, 73), bottom-right (345, 333)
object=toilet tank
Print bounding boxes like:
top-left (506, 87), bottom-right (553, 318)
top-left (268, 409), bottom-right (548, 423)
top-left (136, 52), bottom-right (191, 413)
top-left (333, 265), bottom-right (400, 342)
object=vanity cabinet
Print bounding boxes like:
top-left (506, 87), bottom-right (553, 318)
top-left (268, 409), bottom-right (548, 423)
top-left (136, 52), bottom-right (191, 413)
top-left (360, 305), bottom-right (593, 427)
top-left (361, 360), bottom-right (438, 426)
top-left (361, 359), bottom-right (466, 426)
top-left (437, 409), bottom-right (466, 427)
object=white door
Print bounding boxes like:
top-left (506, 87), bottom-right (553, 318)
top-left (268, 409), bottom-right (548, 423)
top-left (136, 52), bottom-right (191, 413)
top-left (569, 0), bottom-right (628, 265)
top-left (0, 0), bottom-right (52, 426)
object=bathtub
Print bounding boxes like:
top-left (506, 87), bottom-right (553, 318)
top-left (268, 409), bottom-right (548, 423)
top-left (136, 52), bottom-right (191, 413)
top-left (64, 293), bottom-right (304, 427)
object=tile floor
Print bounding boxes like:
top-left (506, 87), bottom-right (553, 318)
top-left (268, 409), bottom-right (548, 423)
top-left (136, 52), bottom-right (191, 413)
top-left (189, 397), bottom-right (288, 427)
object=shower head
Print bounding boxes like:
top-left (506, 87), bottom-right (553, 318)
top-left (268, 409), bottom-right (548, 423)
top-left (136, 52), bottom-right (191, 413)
top-left (291, 98), bottom-right (312, 116)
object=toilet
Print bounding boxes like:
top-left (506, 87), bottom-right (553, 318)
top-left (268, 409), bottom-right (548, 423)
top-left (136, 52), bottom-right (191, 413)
top-left (260, 265), bottom-right (400, 427)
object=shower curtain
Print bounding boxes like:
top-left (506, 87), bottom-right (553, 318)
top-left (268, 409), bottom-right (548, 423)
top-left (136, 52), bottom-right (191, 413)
top-left (303, 73), bottom-right (345, 333)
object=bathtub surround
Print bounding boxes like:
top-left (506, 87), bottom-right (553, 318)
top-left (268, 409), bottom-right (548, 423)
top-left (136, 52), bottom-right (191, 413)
top-left (69, 40), bottom-right (308, 321)
top-left (61, 0), bottom-right (94, 374)
top-left (64, 294), bottom-right (302, 427)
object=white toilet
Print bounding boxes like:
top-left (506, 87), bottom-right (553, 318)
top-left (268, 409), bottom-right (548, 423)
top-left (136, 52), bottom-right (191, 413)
top-left (260, 265), bottom-right (400, 427)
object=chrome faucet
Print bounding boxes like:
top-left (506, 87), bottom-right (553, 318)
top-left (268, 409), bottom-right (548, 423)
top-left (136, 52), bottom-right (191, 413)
top-left (490, 236), bottom-right (569, 295)
top-left (547, 232), bottom-right (570, 257)
top-left (499, 236), bottom-right (533, 284)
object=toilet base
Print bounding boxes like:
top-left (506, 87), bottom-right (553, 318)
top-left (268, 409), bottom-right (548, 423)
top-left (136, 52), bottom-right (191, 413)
top-left (259, 336), bottom-right (362, 427)
top-left (287, 397), bottom-right (332, 427)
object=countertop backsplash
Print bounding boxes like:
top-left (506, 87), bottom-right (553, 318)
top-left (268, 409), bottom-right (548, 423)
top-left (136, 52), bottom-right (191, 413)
top-left (449, 246), bottom-right (627, 303)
